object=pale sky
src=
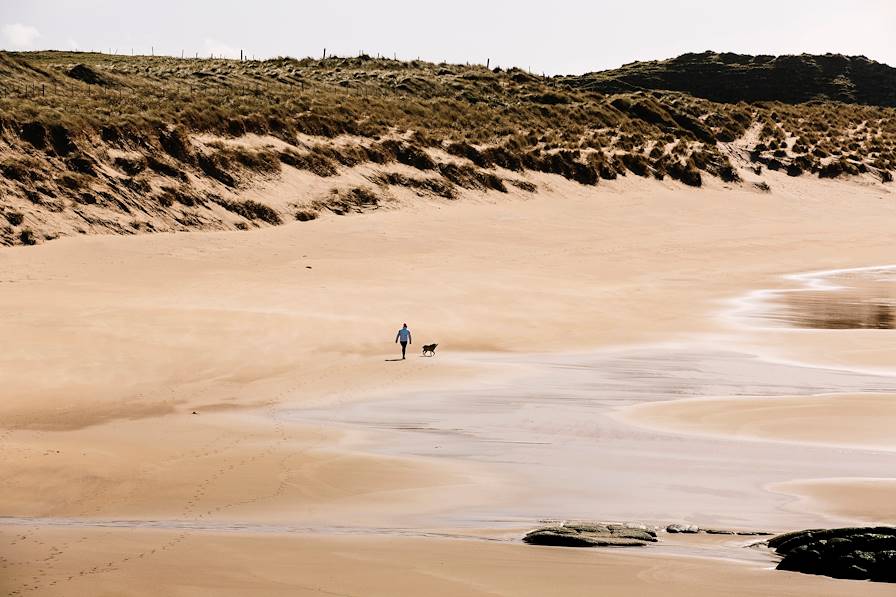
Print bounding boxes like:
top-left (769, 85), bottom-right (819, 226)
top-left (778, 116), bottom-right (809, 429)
top-left (1, 1), bottom-right (894, 75)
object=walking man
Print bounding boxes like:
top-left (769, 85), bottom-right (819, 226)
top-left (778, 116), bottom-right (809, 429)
top-left (395, 323), bottom-right (412, 359)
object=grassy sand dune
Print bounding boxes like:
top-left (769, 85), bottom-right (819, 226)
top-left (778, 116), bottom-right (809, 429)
top-left (1, 51), bottom-right (894, 245)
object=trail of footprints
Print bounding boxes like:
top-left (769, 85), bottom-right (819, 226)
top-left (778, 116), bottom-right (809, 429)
top-left (3, 375), bottom-right (321, 596)
top-left (3, 358), bottom-right (424, 596)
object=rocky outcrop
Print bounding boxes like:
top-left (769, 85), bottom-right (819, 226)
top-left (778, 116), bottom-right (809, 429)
top-left (523, 521), bottom-right (774, 548)
top-left (523, 522), bottom-right (658, 547)
top-left (666, 523), bottom-right (771, 536)
top-left (769, 527), bottom-right (896, 583)
top-left (666, 523), bottom-right (699, 534)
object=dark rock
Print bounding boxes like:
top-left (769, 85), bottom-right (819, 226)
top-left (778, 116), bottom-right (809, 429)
top-left (523, 522), bottom-right (657, 548)
top-left (666, 524), bottom-right (699, 534)
top-left (770, 527), bottom-right (896, 583)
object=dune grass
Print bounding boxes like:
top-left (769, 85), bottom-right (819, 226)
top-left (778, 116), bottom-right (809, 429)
top-left (0, 51), bottom-right (893, 245)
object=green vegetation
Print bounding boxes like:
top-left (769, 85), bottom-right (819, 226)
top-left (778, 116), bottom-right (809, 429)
top-left (0, 50), bottom-right (894, 245)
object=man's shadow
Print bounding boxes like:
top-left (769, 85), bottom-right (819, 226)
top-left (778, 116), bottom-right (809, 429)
top-left (384, 358), bottom-right (404, 362)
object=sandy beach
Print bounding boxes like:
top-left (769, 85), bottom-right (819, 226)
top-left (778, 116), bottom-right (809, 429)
top-left (3, 171), bottom-right (896, 595)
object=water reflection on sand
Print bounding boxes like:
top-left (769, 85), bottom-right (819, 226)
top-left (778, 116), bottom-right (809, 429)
top-left (756, 266), bottom-right (896, 330)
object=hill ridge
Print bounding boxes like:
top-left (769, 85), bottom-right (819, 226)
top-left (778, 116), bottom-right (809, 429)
top-left (561, 51), bottom-right (896, 106)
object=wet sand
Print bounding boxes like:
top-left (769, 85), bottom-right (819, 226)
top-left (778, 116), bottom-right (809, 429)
top-left (722, 265), bottom-right (896, 371)
top-left (620, 393), bottom-right (896, 452)
top-left (734, 265), bottom-right (896, 330)
top-left (292, 346), bottom-right (896, 530)
top-left (3, 173), bottom-right (896, 595)
top-left (770, 478), bottom-right (896, 525)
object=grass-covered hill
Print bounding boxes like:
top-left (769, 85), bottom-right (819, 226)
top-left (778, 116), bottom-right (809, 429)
top-left (1, 50), bottom-right (894, 245)
top-left (562, 51), bottom-right (896, 106)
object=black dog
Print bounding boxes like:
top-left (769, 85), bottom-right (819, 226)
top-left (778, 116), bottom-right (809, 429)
top-left (422, 343), bottom-right (438, 357)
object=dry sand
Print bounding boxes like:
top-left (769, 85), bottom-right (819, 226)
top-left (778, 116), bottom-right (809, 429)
top-left (3, 172), bottom-right (896, 595)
